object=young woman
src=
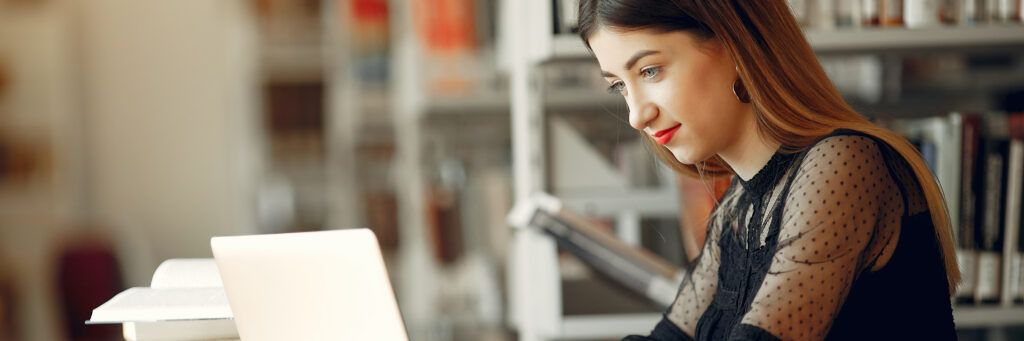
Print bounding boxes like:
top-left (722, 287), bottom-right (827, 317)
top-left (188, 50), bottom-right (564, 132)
top-left (577, 1), bottom-right (959, 340)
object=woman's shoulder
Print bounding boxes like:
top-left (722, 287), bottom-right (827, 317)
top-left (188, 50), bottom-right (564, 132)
top-left (797, 129), bottom-right (887, 170)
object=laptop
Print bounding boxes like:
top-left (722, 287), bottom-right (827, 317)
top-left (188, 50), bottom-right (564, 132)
top-left (211, 229), bottom-right (409, 341)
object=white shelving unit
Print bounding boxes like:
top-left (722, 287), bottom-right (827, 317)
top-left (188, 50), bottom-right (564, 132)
top-left (504, 1), bottom-right (1024, 340)
top-left (388, 1), bottom-right (446, 337)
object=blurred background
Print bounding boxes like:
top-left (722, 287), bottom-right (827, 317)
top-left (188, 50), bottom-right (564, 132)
top-left (0, 0), bottom-right (1023, 340)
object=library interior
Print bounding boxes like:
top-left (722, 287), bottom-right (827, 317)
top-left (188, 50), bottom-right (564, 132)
top-left (1, 0), bottom-right (1024, 340)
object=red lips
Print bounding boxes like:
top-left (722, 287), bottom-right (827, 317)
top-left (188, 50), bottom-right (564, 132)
top-left (652, 124), bottom-right (681, 145)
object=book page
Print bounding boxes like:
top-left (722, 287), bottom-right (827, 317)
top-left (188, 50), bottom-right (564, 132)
top-left (89, 287), bottom-right (232, 323)
top-left (150, 258), bottom-right (224, 288)
top-left (123, 319), bottom-right (238, 341)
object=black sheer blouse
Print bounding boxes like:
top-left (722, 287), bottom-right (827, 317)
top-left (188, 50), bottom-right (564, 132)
top-left (628, 129), bottom-right (956, 340)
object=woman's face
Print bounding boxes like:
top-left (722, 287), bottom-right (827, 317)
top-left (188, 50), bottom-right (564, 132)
top-left (588, 27), bottom-right (750, 165)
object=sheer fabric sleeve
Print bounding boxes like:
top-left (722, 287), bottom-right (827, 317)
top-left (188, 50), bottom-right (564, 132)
top-left (667, 214), bottom-right (723, 336)
top-left (735, 135), bottom-right (903, 340)
top-left (623, 181), bottom-right (738, 341)
top-left (661, 182), bottom-right (738, 337)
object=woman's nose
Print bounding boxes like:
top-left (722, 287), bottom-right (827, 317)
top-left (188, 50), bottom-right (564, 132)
top-left (628, 102), bottom-right (658, 131)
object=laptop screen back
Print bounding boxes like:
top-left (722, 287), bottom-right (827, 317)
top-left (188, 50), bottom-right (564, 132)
top-left (211, 229), bottom-right (408, 341)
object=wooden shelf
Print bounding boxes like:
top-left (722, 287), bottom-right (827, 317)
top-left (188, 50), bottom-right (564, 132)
top-left (543, 25), bottom-right (1024, 61)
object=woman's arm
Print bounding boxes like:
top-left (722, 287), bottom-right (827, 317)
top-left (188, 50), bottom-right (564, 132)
top-left (625, 186), bottom-right (733, 341)
top-left (733, 135), bottom-right (902, 340)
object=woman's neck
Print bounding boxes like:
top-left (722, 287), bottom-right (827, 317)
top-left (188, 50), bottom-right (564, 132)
top-left (718, 110), bottom-right (781, 182)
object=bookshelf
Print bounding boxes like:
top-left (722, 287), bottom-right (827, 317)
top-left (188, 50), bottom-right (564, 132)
top-left (390, 1), bottom-right (441, 337)
top-left (388, 0), bottom-right (515, 337)
top-left (505, 1), bottom-right (1024, 341)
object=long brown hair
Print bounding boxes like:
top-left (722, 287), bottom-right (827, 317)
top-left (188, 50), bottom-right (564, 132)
top-left (579, 0), bottom-right (960, 293)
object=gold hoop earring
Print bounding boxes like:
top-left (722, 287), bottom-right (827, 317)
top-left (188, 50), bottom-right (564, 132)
top-left (732, 78), bottom-right (751, 104)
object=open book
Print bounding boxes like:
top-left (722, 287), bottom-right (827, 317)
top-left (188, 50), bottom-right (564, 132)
top-left (88, 259), bottom-right (238, 341)
top-left (508, 192), bottom-right (684, 307)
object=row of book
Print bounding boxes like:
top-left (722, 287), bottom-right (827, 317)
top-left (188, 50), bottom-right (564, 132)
top-left (553, 0), bottom-right (1024, 34)
top-left (790, 0), bottom-right (1024, 30)
top-left (882, 111), bottom-right (1024, 306)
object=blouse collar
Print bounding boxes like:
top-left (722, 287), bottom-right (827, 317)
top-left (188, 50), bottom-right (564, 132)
top-left (738, 148), bottom-right (797, 197)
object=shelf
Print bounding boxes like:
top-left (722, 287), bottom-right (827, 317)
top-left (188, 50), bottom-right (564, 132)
top-left (543, 25), bottom-right (1024, 61)
top-left (551, 306), bottom-right (1024, 339)
top-left (423, 92), bottom-right (510, 116)
top-left (548, 34), bottom-right (592, 61)
top-left (559, 313), bottom-right (661, 340)
top-left (546, 34), bottom-right (590, 62)
top-left (953, 306), bottom-right (1024, 329)
top-left (559, 189), bottom-right (679, 217)
top-left (261, 43), bottom-right (324, 81)
top-left (546, 88), bottom-right (625, 113)
top-left (419, 89), bottom-right (624, 117)
top-left (807, 25), bottom-right (1024, 54)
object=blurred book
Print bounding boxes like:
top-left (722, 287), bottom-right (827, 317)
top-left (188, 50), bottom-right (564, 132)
top-left (507, 193), bottom-right (683, 307)
top-left (413, 0), bottom-right (482, 95)
top-left (880, 113), bottom-right (963, 243)
top-left (975, 113), bottom-right (1009, 304)
top-left (554, 0), bottom-right (579, 34)
top-left (1004, 112), bottom-right (1024, 305)
top-left (88, 259), bottom-right (238, 341)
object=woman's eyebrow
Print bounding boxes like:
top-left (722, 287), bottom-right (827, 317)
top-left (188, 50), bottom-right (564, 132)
top-left (600, 50), bottom-right (661, 78)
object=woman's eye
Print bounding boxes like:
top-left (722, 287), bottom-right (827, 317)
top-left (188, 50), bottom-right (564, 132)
top-left (606, 81), bottom-right (626, 95)
top-left (640, 66), bottom-right (661, 80)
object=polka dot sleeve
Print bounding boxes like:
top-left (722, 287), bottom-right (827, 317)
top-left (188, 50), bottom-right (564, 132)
top-left (665, 187), bottom-right (732, 337)
top-left (737, 136), bottom-right (903, 340)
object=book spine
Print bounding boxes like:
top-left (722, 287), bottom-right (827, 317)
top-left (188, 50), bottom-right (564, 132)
top-left (1015, 252), bottom-right (1024, 303)
top-left (958, 114), bottom-right (982, 302)
top-left (1002, 137), bottom-right (1023, 306)
top-left (943, 113), bottom-right (964, 250)
top-left (555, 0), bottom-right (578, 34)
top-left (975, 114), bottom-right (1009, 304)
top-left (905, 0), bottom-right (944, 27)
top-left (1008, 112), bottom-right (1024, 303)
top-left (958, 250), bottom-right (979, 302)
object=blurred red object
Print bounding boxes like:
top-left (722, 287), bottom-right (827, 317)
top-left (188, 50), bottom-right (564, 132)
top-left (54, 234), bottom-right (124, 340)
top-left (0, 259), bottom-right (16, 341)
top-left (677, 174), bottom-right (732, 262)
top-left (0, 59), bottom-right (9, 98)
